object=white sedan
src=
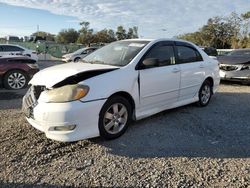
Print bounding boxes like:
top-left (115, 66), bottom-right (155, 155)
top-left (0, 44), bottom-right (38, 61)
top-left (22, 39), bottom-right (220, 142)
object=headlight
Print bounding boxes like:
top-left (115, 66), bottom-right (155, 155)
top-left (241, 64), bottom-right (250, 70)
top-left (42, 84), bottom-right (89, 103)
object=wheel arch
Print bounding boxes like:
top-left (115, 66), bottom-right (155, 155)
top-left (3, 69), bottom-right (27, 80)
top-left (204, 76), bottom-right (214, 93)
top-left (106, 91), bottom-right (136, 119)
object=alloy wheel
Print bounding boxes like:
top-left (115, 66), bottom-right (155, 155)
top-left (201, 84), bottom-right (211, 105)
top-left (103, 103), bottom-right (128, 135)
top-left (7, 72), bottom-right (26, 89)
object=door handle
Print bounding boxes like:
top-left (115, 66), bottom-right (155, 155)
top-left (199, 64), bottom-right (205, 68)
top-left (172, 68), bottom-right (180, 73)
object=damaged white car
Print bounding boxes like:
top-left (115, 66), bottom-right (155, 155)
top-left (22, 39), bottom-right (220, 142)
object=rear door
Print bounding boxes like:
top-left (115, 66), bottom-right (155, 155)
top-left (4, 45), bottom-right (24, 56)
top-left (138, 41), bottom-right (181, 111)
top-left (175, 42), bottom-right (205, 101)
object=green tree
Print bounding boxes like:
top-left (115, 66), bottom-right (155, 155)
top-left (132, 26), bottom-right (139, 38)
top-left (241, 11), bottom-right (250, 19)
top-left (116, 26), bottom-right (127, 40)
top-left (127, 28), bottom-right (134, 39)
top-left (178, 13), bottom-right (246, 48)
top-left (56, 29), bottom-right (79, 44)
top-left (107, 29), bottom-right (116, 42)
top-left (77, 21), bottom-right (94, 45)
top-left (79, 21), bottom-right (93, 35)
top-left (93, 29), bottom-right (116, 43)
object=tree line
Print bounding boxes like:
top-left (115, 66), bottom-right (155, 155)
top-left (178, 11), bottom-right (250, 49)
top-left (32, 22), bottom-right (138, 45)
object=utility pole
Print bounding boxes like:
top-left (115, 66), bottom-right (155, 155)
top-left (37, 25), bottom-right (39, 32)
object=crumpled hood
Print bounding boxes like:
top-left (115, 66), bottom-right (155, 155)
top-left (30, 63), bottom-right (118, 88)
top-left (217, 56), bottom-right (250, 65)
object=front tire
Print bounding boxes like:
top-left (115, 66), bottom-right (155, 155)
top-left (3, 70), bottom-right (28, 90)
top-left (74, 57), bottom-right (81, 62)
top-left (197, 80), bottom-right (212, 107)
top-left (99, 96), bottom-right (132, 139)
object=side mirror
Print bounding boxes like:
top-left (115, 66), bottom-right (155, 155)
top-left (142, 58), bottom-right (159, 68)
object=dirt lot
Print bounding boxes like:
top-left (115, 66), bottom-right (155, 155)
top-left (0, 61), bottom-right (249, 187)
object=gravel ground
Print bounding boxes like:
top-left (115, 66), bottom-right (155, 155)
top-left (0, 61), bottom-right (250, 187)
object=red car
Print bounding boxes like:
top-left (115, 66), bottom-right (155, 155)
top-left (0, 56), bottom-right (39, 89)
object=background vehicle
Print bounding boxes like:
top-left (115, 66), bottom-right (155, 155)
top-left (0, 56), bottom-right (39, 89)
top-left (0, 44), bottom-right (38, 61)
top-left (200, 47), bottom-right (218, 60)
top-left (218, 48), bottom-right (250, 82)
top-left (62, 47), bottom-right (98, 62)
top-left (23, 39), bottom-right (220, 142)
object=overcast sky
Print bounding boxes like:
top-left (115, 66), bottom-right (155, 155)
top-left (0, 0), bottom-right (250, 38)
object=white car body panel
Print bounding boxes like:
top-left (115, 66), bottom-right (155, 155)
top-left (30, 63), bottom-right (118, 88)
top-left (23, 38), bottom-right (220, 142)
top-left (139, 64), bottom-right (180, 112)
top-left (179, 61), bottom-right (205, 101)
top-left (26, 100), bottom-right (106, 141)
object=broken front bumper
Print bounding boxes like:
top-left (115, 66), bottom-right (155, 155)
top-left (23, 93), bottom-right (106, 142)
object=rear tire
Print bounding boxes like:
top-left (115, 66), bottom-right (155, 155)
top-left (197, 80), bottom-right (212, 107)
top-left (99, 96), bottom-right (132, 139)
top-left (3, 70), bottom-right (28, 90)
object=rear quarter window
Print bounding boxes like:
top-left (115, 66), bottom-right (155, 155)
top-left (3, 46), bottom-right (24, 52)
top-left (177, 46), bottom-right (203, 63)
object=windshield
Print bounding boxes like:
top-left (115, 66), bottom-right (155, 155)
top-left (73, 48), bottom-right (84, 54)
top-left (83, 40), bottom-right (149, 66)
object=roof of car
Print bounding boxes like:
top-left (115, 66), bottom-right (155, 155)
top-left (0, 44), bottom-right (21, 47)
top-left (0, 55), bottom-right (32, 60)
top-left (121, 38), bottom-right (197, 45)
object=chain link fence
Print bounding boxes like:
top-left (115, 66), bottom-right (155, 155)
top-left (6, 41), bottom-right (85, 58)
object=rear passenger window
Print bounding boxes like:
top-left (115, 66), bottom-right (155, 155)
top-left (3, 46), bottom-right (24, 52)
top-left (144, 45), bottom-right (175, 66)
top-left (177, 46), bottom-right (203, 63)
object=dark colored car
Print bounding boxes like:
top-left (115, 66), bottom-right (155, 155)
top-left (218, 49), bottom-right (250, 82)
top-left (202, 47), bottom-right (218, 57)
top-left (0, 56), bottom-right (39, 89)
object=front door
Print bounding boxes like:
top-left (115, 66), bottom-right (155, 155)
top-left (138, 42), bottom-right (181, 112)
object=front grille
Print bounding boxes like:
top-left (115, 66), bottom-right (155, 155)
top-left (219, 64), bottom-right (239, 71)
top-left (22, 85), bottom-right (45, 118)
top-left (23, 87), bottom-right (37, 109)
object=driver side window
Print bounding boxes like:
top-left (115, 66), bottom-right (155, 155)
top-left (143, 45), bottom-right (175, 68)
